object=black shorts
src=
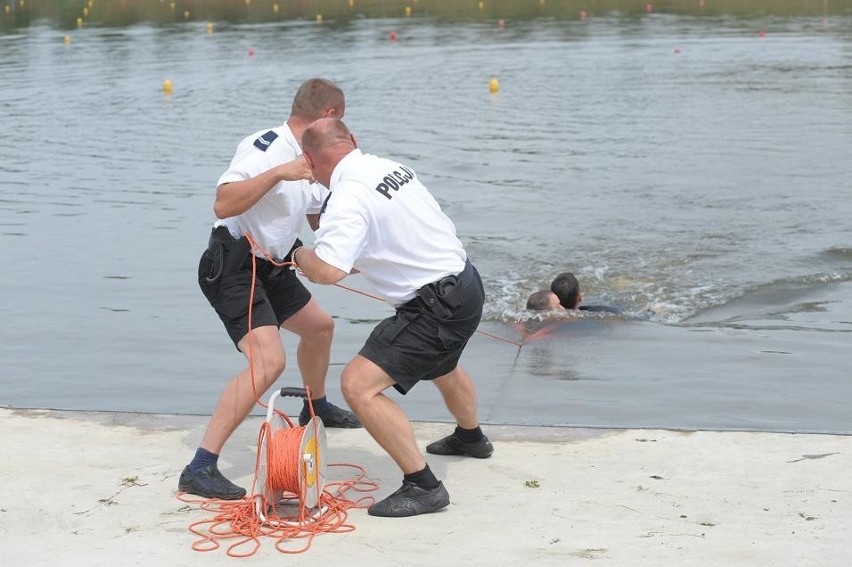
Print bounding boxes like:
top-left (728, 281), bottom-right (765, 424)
top-left (198, 226), bottom-right (311, 348)
top-left (359, 261), bottom-right (484, 394)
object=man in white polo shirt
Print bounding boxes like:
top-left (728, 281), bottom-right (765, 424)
top-left (293, 117), bottom-right (494, 518)
top-left (179, 79), bottom-right (360, 502)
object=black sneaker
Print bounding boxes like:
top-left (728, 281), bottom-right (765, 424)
top-left (426, 433), bottom-right (494, 459)
top-left (178, 464), bottom-right (246, 500)
top-left (299, 402), bottom-right (362, 428)
top-left (367, 481), bottom-right (450, 518)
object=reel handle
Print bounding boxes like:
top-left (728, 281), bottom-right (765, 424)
top-left (279, 387), bottom-right (309, 399)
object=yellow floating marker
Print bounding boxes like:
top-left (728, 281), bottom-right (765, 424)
top-left (184, 10), bottom-right (190, 19)
top-left (273, 3), bottom-right (279, 14)
top-left (88, 0), bottom-right (93, 8)
top-left (206, 21), bottom-right (213, 33)
top-left (349, 0), bottom-right (355, 7)
top-left (83, 7), bottom-right (88, 17)
top-left (405, 6), bottom-right (411, 17)
top-left (170, 2), bottom-right (175, 11)
top-left (163, 79), bottom-right (173, 94)
top-left (5, 5), bottom-right (10, 14)
top-left (489, 77), bottom-right (499, 93)
top-left (479, 1), bottom-right (484, 10)
top-left (64, 35), bottom-right (71, 45)
top-left (245, 0), bottom-right (251, 5)
top-left (316, 13), bottom-right (323, 23)
top-left (76, 17), bottom-right (83, 28)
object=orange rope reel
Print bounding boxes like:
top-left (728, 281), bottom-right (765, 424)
top-left (255, 387), bottom-right (328, 526)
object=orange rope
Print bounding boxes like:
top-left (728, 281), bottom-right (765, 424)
top-left (179, 233), bottom-right (541, 555)
top-left (332, 281), bottom-right (530, 347)
top-left (266, 427), bottom-right (309, 497)
top-left (179, 232), bottom-right (377, 557)
top-left (246, 238), bottom-right (530, 348)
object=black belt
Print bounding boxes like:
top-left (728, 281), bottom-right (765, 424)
top-left (406, 260), bottom-right (474, 318)
top-left (205, 226), bottom-right (300, 281)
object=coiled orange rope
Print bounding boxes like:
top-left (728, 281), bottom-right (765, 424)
top-left (178, 233), bottom-right (377, 557)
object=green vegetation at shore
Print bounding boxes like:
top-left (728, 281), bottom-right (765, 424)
top-left (3, 0), bottom-right (850, 31)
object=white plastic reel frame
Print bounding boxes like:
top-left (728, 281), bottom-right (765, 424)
top-left (254, 389), bottom-right (327, 523)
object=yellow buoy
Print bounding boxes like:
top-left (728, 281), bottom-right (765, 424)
top-left (245, 0), bottom-right (251, 5)
top-left (273, 3), bottom-right (279, 14)
top-left (170, 2), bottom-right (175, 11)
top-left (64, 35), bottom-right (71, 45)
top-left (76, 17), bottom-right (83, 28)
top-left (316, 13), bottom-right (323, 23)
top-left (489, 77), bottom-right (499, 93)
top-left (88, 0), bottom-right (93, 8)
top-left (163, 79), bottom-right (173, 94)
top-left (479, 1), bottom-right (484, 10)
top-left (184, 10), bottom-right (190, 19)
top-left (405, 6), bottom-right (411, 17)
top-left (5, 5), bottom-right (10, 14)
top-left (83, 7), bottom-right (88, 17)
top-left (206, 22), bottom-right (213, 33)
top-left (349, 0), bottom-right (355, 7)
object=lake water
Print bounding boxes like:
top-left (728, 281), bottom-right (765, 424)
top-left (1, 2), bottom-right (851, 433)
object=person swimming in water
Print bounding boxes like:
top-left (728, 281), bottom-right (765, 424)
top-left (525, 272), bottom-right (621, 314)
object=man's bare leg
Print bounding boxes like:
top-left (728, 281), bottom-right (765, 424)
top-left (282, 298), bottom-right (360, 427)
top-left (179, 325), bottom-right (285, 500)
top-left (200, 325), bottom-right (285, 453)
top-left (341, 355), bottom-right (451, 517)
top-left (432, 365), bottom-right (480, 429)
top-left (428, 365), bottom-right (493, 459)
top-left (340, 355), bottom-right (423, 472)
top-left (280, 298), bottom-right (333, 399)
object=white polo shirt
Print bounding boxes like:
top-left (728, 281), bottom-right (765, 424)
top-left (215, 123), bottom-right (328, 259)
top-left (314, 149), bottom-right (467, 307)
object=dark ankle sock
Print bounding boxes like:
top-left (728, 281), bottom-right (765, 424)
top-left (187, 447), bottom-right (218, 473)
top-left (454, 425), bottom-right (484, 443)
top-left (404, 464), bottom-right (440, 490)
top-left (306, 395), bottom-right (331, 415)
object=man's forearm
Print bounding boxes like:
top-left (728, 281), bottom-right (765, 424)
top-left (213, 170), bottom-right (281, 219)
top-left (292, 247), bottom-right (348, 285)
